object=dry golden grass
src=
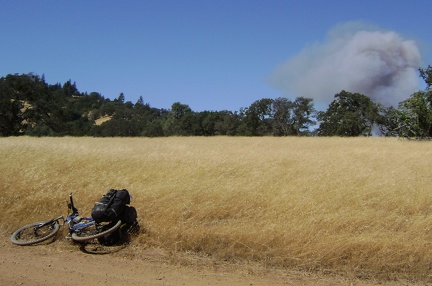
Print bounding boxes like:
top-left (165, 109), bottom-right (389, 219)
top-left (1, 136), bottom-right (432, 282)
top-left (94, 115), bottom-right (112, 126)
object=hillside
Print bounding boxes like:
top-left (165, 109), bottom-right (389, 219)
top-left (1, 137), bottom-right (431, 284)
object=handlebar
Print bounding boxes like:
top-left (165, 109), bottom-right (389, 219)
top-left (68, 193), bottom-right (79, 215)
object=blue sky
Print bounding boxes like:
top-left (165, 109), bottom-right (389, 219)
top-left (1, 1), bottom-right (431, 112)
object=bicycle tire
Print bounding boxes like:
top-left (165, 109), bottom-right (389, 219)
top-left (71, 220), bottom-right (122, 242)
top-left (11, 221), bottom-right (60, 245)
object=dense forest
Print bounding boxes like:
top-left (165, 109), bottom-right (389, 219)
top-left (0, 66), bottom-right (431, 138)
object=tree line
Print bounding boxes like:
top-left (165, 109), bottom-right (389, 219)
top-left (0, 66), bottom-right (431, 138)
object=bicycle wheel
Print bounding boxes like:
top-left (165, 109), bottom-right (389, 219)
top-left (11, 221), bottom-right (60, 245)
top-left (71, 220), bottom-right (121, 242)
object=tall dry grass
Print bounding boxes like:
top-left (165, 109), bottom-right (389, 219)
top-left (1, 136), bottom-right (432, 282)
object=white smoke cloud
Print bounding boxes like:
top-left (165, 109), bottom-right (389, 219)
top-left (269, 22), bottom-right (422, 108)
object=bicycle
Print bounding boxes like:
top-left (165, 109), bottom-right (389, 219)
top-left (11, 193), bottom-right (122, 245)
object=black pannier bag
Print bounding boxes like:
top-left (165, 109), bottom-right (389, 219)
top-left (91, 189), bottom-right (131, 223)
top-left (121, 205), bottom-right (140, 237)
top-left (97, 203), bottom-right (140, 246)
top-left (120, 205), bottom-right (138, 226)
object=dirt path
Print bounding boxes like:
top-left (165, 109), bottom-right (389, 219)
top-left (0, 236), bottom-right (387, 286)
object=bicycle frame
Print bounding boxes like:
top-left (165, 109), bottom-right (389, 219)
top-left (32, 194), bottom-right (95, 233)
top-left (65, 193), bottom-right (96, 234)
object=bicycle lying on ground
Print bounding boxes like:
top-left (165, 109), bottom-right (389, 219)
top-left (11, 193), bottom-right (121, 245)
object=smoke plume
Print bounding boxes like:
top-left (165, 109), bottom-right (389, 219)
top-left (269, 22), bottom-right (422, 108)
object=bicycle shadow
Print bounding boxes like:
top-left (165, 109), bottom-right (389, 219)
top-left (78, 240), bottom-right (128, 255)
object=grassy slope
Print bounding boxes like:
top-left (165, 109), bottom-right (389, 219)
top-left (1, 136), bottom-right (431, 282)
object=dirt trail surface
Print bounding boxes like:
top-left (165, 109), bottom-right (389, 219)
top-left (0, 236), bottom-right (386, 286)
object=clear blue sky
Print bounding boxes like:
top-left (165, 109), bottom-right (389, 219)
top-left (1, 1), bottom-right (431, 111)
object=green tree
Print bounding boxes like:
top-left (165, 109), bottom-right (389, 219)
top-left (397, 91), bottom-right (432, 138)
top-left (0, 73), bottom-right (55, 136)
top-left (244, 98), bottom-right (273, 135)
top-left (272, 97), bottom-right (315, 136)
top-left (135, 96), bottom-right (145, 107)
top-left (117, 92), bottom-right (125, 104)
top-left (214, 110), bottom-right (240, 135)
top-left (377, 106), bottom-right (404, 137)
top-left (292, 97), bottom-right (315, 135)
top-left (419, 65), bottom-right (432, 90)
top-left (193, 111), bottom-right (217, 136)
top-left (62, 80), bottom-right (78, 97)
top-left (272, 97), bottom-right (293, 136)
top-left (317, 90), bottom-right (379, 136)
top-left (92, 118), bottom-right (139, 136)
top-left (163, 102), bottom-right (194, 135)
top-left (0, 86), bottom-right (23, 136)
top-left (140, 118), bottom-right (165, 137)
top-left (379, 66), bottom-right (432, 138)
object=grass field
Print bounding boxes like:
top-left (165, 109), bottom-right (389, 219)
top-left (1, 136), bottom-right (431, 282)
